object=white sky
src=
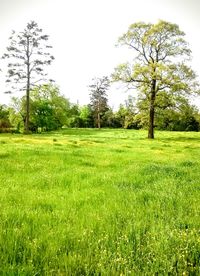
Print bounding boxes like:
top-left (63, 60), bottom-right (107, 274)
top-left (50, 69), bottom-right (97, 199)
top-left (0, 0), bottom-right (200, 109)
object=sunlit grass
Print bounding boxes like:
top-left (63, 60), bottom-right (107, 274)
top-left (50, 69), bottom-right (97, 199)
top-left (0, 129), bottom-right (200, 274)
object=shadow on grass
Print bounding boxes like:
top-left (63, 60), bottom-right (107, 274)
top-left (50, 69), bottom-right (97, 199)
top-left (159, 136), bottom-right (200, 142)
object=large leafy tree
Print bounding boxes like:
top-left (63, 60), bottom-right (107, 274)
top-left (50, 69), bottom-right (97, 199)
top-left (2, 21), bottom-right (54, 133)
top-left (112, 20), bottom-right (199, 138)
top-left (29, 84), bottom-right (70, 131)
top-left (89, 76), bottom-right (110, 128)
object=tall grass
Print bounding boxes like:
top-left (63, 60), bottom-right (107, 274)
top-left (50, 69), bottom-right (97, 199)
top-left (0, 129), bottom-right (199, 275)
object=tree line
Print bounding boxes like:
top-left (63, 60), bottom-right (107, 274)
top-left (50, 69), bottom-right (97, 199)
top-left (0, 20), bottom-right (200, 137)
top-left (1, 81), bottom-right (199, 133)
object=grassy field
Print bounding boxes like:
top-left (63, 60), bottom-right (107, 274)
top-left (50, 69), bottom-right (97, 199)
top-left (0, 128), bottom-right (200, 275)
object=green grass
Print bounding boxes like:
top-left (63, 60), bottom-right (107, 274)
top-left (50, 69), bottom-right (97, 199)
top-left (0, 129), bottom-right (200, 275)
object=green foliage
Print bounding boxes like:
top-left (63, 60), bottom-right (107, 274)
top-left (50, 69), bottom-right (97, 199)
top-left (9, 84), bottom-right (71, 132)
top-left (137, 94), bottom-right (200, 131)
top-left (0, 129), bottom-right (199, 274)
top-left (8, 97), bottom-right (26, 132)
top-left (65, 104), bottom-right (79, 127)
top-left (155, 100), bottom-right (200, 131)
top-left (0, 105), bottom-right (11, 132)
top-left (79, 105), bottom-right (93, 128)
top-left (30, 84), bottom-right (70, 131)
top-left (5, 92), bottom-right (200, 132)
top-left (115, 96), bottom-right (141, 129)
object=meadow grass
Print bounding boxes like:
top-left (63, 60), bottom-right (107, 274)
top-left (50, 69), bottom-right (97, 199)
top-left (0, 129), bottom-right (199, 275)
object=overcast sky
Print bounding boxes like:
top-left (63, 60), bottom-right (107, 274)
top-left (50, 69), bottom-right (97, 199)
top-left (0, 0), bottom-right (200, 108)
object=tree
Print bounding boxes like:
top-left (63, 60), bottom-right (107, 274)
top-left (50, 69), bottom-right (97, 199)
top-left (0, 105), bottom-right (11, 132)
top-left (79, 105), bottom-right (93, 127)
top-left (114, 96), bottom-right (141, 129)
top-left (2, 21), bottom-right (54, 133)
top-left (9, 97), bottom-right (26, 132)
top-left (29, 84), bottom-right (70, 131)
top-left (89, 76), bottom-right (110, 128)
top-left (112, 20), bottom-right (199, 138)
top-left (9, 84), bottom-right (71, 132)
top-left (66, 103), bottom-right (81, 128)
top-left (155, 98), bottom-right (199, 131)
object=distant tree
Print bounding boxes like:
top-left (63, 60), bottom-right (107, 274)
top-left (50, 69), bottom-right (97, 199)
top-left (0, 104), bottom-right (11, 132)
top-left (2, 21), bottom-right (54, 133)
top-left (79, 105), bottom-right (93, 127)
top-left (10, 84), bottom-right (70, 132)
top-left (30, 84), bottom-right (70, 131)
top-left (101, 108), bottom-right (117, 128)
top-left (89, 76), bottom-right (110, 128)
top-left (9, 97), bottom-right (26, 132)
top-left (115, 96), bottom-right (141, 129)
top-left (115, 104), bottom-right (127, 128)
top-left (112, 20), bottom-right (199, 138)
top-left (123, 96), bottom-right (140, 129)
top-left (155, 98), bottom-right (199, 131)
top-left (65, 103), bottom-right (81, 128)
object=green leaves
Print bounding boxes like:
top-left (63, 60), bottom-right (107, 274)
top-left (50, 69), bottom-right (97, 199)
top-left (117, 20), bottom-right (191, 66)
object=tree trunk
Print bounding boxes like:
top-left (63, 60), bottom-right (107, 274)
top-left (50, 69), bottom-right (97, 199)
top-left (25, 82), bottom-right (30, 134)
top-left (97, 101), bottom-right (101, 129)
top-left (25, 37), bottom-right (30, 134)
top-left (97, 112), bottom-right (101, 129)
top-left (148, 79), bottom-right (156, 139)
